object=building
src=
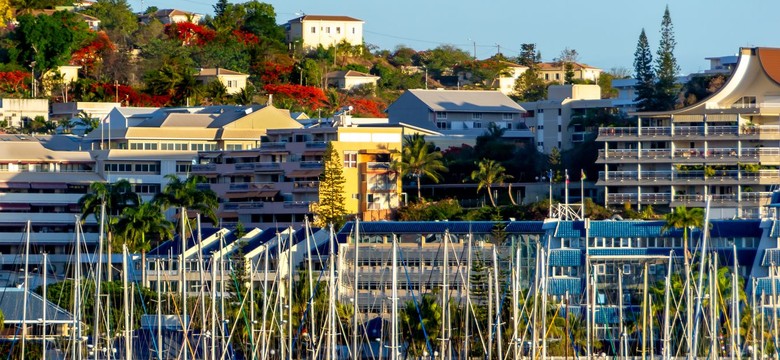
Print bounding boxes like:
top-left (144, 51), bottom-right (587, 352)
top-left (520, 84), bottom-right (614, 153)
top-left (326, 70), bottom-right (379, 91)
top-left (386, 89), bottom-right (530, 147)
top-left (25, 9), bottom-right (100, 30)
top-left (597, 47), bottom-right (780, 218)
top-left (496, 61), bottom-right (528, 96)
top-left (194, 68), bottom-right (250, 95)
top-left (0, 98), bottom-right (49, 128)
top-left (537, 61), bottom-right (602, 83)
top-left (0, 287), bottom-right (77, 338)
top-left (50, 101), bottom-right (121, 135)
top-left (140, 9), bottom-right (202, 24)
top-left (191, 124), bottom-right (403, 228)
top-left (285, 15), bottom-right (363, 50)
top-left (704, 55), bottom-right (739, 75)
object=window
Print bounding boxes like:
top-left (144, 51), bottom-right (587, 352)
top-left (558, 125), bottom-right (562, 132)
top-left (555, 73), bottom-right (560, 80)
top-left (104, 163), bottom-right (132, 172)
top-left (336, 27), bottom-right (341, 34)
top-left (623, 264), bottom-right (631, 275)
top-left (436, 121), bottom-right (451, 129)
top-left (134, 163), bottom-right (160, 173)
top-left (545, 74), bottom-right (550, 80)
top-left (558, 109), bottom-right (562, 116)
top-left (311, 26), bottom-right (316, 33)
top-left (133, 183), bottom-right (161, 194)
top-left (473, 122), bottom-right (482, 129)
top-left (502, 113), bottom-right (513, 120)
top-left (594, 264), bottom-right (606, 275)
top-left (352, 27), bottom-right (355, 34)
top-left (176, 162), bottom-right (191, 173)
top-left (227, 80), bottom-right (235, 88)
top-left (226, 144), bottom-right (243, 151)
top-left (161, 143), bottom-right (188, 151)
top-left (472, 113), bottom-right (483, 120)
top-left (366, 194), bottom-right (374, 203)
top-left (344, 151), bottom-right (357, 168)
top-left (506, 123), bottom-right (513, 130)
top-left (435, 112), bottom-right (447, 119)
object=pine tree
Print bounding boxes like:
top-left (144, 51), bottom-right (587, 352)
top-left (654, 5), bottom-right (680, 111)
top-left (514, 43), bottom-right (547, 101)
top-left (633, 28), bottom-right (655, 111)
top-left (314, 142), bottom-right (347, 229)
top-left (213, 0), bottom-right (229, 17)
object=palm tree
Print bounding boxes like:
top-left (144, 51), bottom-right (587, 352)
top-left (662, 206), bottom-right (704, 263)
top-left (470, 159), bottom-right (512, 207)
top-left (400, 293), bottom-right (441, 357)
top-left (79, 180), bottom-right (140, 280)
top-left (393, 134), bottom-right (447, 200)
top-left (114, 200), bottom-right (174, 283)
top-left (154, 174), bottom-right (219, 226)
top-left (72, 110), bottom-right (100, 134)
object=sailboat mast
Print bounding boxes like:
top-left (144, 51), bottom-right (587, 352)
top-left (123, 244), bottom-right (132, 360)
top-left (441, 230), bottom-right (449, 360)
top-left (329, 225), bottom-right (337, 360)
top-left (540, 247), bottom-right (547, 360)
top-left (711, 253), bottom-right (718, 360)
top-left (642, 262), bottom-right (648, 359)
top-left (691, 197), bottom-right (713, 357)
top-left (390, 234), bottom-right (399, 360)
top-left (663, 251), bottom-right (672, 360)
top-left (288, 226), bottom-right (293, 360)
top-left (261, 245), bottom-right (268, 359)
top-left (196, 215), bottom-right (208, 357)
top-left (352, 218), bottom-right (360, 359)
top-left (21, 220), bottom-right (30, 360)
top-left (42, 252), bottom-right (47, 360)
top-left (464, 232), bottom-right (472, 360)
top-left (618, 268), bottom-right (624, 360)
top-left (93, 203), bottom-right (106, 360)
top-left (75, 218), bottom-right (83, 360)
top-left (513, 246), bottom-right (520, 360)
top-left (210, 256), bottom-right (217, 360)
top-left (733, 244), bottom-right (740, 360)
top-left (180, 207), bottom-right (189, 360)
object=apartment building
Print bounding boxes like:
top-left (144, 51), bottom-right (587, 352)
top-left (520, 84), bottom-right (614, 153)
top-left (0, 98), bottom-right (49, 128)
top-left (597, 47), bottom-right (780, 219)
top-left (192, 124), bottom-right (403, 228)
top-left (285, 15), bottom-right (364, 50)
top-left (537, 61), bottom-right (602, 83)
top-left (194, 68), bottom-right (250, 95)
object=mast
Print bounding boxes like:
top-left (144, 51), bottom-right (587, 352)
top-left (733, 244), bottom-right (740, 360)
top-left (513, 246), bottom-right (520, 360)
top-left (196, 215), bottom-right (207, 357)
top-left (288, 226), bottom-right (293, 360)
top-left (329, 225), bottom-right (337, 360)
top-left (21, 220), bottom-right (30, 360)
top-left (305, 219), bottom-right (316, 359)
top-left (352, 218), bottom-right (360, 360)
top-left (74, 217), bottom-right (83, 360)
top-left (531, 241), bottom-right (539, 360)
top-left (390, 234), bottom-right (399, 360)
top-left (751, 278), bottom-right (757, 360)
top-left (618, 268), bottom-right (624, 360)
top-left (691, 197), bottom-right (712, 357)
top-left (488, 267), bottom-right (493, 360)
top-left (772, 262), bottom-right (779, 359)
top-left (441, 230), bottom-right (449, 360)
top-left (93, 202), bottom-right (106, 360)
top-left (180, 207), bottom-right (189, 360)
top-left (260, 245), bottom-right (268, 359)
top-left (642, 262), bottom-right (648, 359)
top-left (250, 257), bottom-right (255, 360)
top-left (123, 244), bottom-right (132, 360)
top-left (710, 253), bottom-right (718, 360)
top-left (540, 247), bottom-right (547, 360)
top-left (585, 229), bottom-right (592, 360)
top-left (663, 251), bottom-right (673, 360)
top-left (464, 232), bottom-right (472, 360)
top-left (156, 259), bottom-right (163, 360)
top-left (42, 252), bottom-right (47, 360)
top-left (210, 256), bottom-right (217, 360)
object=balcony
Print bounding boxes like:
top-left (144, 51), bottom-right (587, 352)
top-left (599, 169), bottom-right (779, 185)
top-left (305, 141), bottom-right (328, 148)
top-left (283, 201), bottom-right (312, 208)
top-left (293, 181), bottom-right (319, 192)
top-left (606, 192), bottom-right (670, 205)
top-left (366, 162), bottom-right (392, 171)
top-left (300, 161), bottom-right (323, 169)
top-left (260, 142), bottom-right (287, 149)
top-left (599, 125), bottom-right (780, 141)
top-left (222, 202), bottom-right (265, 211)
top-left (191, 163), bottom-right (216, 172)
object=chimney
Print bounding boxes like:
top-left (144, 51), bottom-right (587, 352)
top-left (216, 68), bottom-right (220, 75)
top-left (268, 94), bottom-right (273, 106)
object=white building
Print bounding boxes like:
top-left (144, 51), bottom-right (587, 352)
top-left (194, 68), bottom-right (250, 95)
top-left (285, 15), bottom-right (364, 50)
top-left (0, 98), bottom-right (49, 128)
top-left (326, 70), bottom-right (379, 90)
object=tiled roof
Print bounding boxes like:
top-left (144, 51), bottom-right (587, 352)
top-left (547, 277), bottom-right (581, 296)
top-left (406, 89), bottom-right (525, 113)
top-left (548, 249), bottom-right (581, 267)
top-left (148, 227), bottom-right (222, 256)
top-left (339, 221), bottom-right (545, 236)
top-left (589, 248), bottom-right (673, 257)
top-left (755, 278), bottom-right (780, 295)
top-left (762, 249), bottom-right (780, 267)
top-left (195, 68), bottom-right (248, 77)
top-left (554, 221), bottom-right (585, 238)
top-left (590, 221), bottom-right (665, 238)
top-left (291, 15), bottom-right (362, 22)
top-left (505, 221), bottom-right (546, 233)
top-left (0, 288), bottom-right (74, 323)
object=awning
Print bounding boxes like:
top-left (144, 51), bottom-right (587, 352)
top-left (0, 203), bottom-right (31, 211)
top-left (303, 150), bottom-right (325, 155)
top-left (287, 169), bottom-right (322, 178)
top-left (32, 183), bottom-right (69, 190)
top-left (0, 182), bottom-right (30, 189)
top-left (255, 190), bottom-right (279, 198)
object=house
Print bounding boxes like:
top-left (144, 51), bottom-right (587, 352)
top-left (50, 101), bottom-right (121, 135)
top-left (141, 9), bottom-right (202, 25)
top-left (385, 89), bottom-right (530, 147)
top-left (25, 9), bottom-right (100, 30)
top-left (326, 70), bottom-right (379, 90)
top-left (0, 98), bottom-right (49, 128)
top-left (537, 61), bottom-right (602, 83)
top-left (520, 84), bottom-right (614, 153)
top-left (285, 15), bottom-right (364, 50)
top-left (194, 68), bottom-right (250, 95)
top-left (41, 65), bottom-right (81, 97)
top-left (597, 47), bottom-right (780, 219)
top-left (497, 61), bottom-right (528, 96)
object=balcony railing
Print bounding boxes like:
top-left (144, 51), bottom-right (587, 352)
top-left (367, 162), bottom-right (392, 170)
top-left (742, 192), bottom-right (773, 202)
top-left (598, 169), bottom-right (779, 182)
top-left (305, 141), bottom-right (328, 148)
top-left (293, 181), bottom-right (320, 189)
top-left (600, 125), bottom-right (780, 139)
top-left (261, 142), bottom-right (287, 149)
top-left (283, 201), bottom-right (311, 208)
top-left (300, 161), bottom-right (323, 168)
top-left (222, 202), bottom-right (265, 210)
top-left (192, 164), bottom-right (216, 172)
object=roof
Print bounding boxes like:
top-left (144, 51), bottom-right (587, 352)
top-left (554, 220), bottom-right (763, 239)
top-left (757, 48), bottom-right (780, 86)
top-left (403, 89), bottom-right (525, 113)
top-left (0, 287), bottom-right (75, 323)
top-left (538, 61), bottom-right (600, 70)
top-left (0, 136), bottom-right (93, 162)
top-left (339, 221), bottom-right (545, 236)
top-left (195, 68), bottom-right (248, 77)
top-left (326, 70), bottom-right (379, 79)
top-left (153, 9), bottom-right (198, 17)
top-left (148, 227), bottom-right (222, 256)
top-left (289, 15), bottom-right (362, 22)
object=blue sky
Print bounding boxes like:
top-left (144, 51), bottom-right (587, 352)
top-left (140, 0), bottom-right (780, 75)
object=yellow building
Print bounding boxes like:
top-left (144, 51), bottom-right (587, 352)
top-left (193, 124), bottom-right (403, 228)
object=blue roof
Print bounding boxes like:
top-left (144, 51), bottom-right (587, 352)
top-left (505, 221), bottom-right (546, 233)
top-left (549, 249), bottom-right (582, 267)
top-left (554, 221), bottom-right (585, 238)
top-left (589, 248), bottom-right (677, 257)
top-left (148, 227), bottom-right (222, 256)
top-left (547, 277), bottom-right (582, 296)
top-left (198, 231), bottom-right (238, 255)
top-left (339, 221), bottom-right (545, 236)
top-left (769, 191), bottom-right (780, 207)
top-left (771, 221), bottom-right (780, 238)
top-left (243, 227), bottom-right (286, 254)
top-left (756, 278), bottom-right (780, 295)
top-left (553, 220), bottom-right (763, 239)
top-left (590, 221), bottom-right (665, 238)
top-left (710, 220), bottom-right (763, 237)
top-left (762, 249), bottom-right (780, 267)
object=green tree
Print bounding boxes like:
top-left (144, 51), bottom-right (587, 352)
top-left (471, 159), bottom-right (512, 207)
top-left (661, 206), bottom-right (704, 262)
top-left (400, 293), bottom-right (441, 357)
top-left (82, 0), bottom-right (139, 43)
top-left (72, 110), bottom-right (99, 133)
top-left (513, 43), bottom-right (547, 101)
top-left (558, 47), bottom-right (578, 84)
top-left (154, 174), bottom-right (219, 226)
top-left (393, 134), bottom-right (447, 201)
top-left (114, 200), bottom-right (174, 281)
top-left (633, 28), bottom-right (655, 111)
top-left (654, 5), bottom-right (680, 111)
top-left (11, 12), bottom-right (92, 72)
top-left (314, 142), bottom-right (347, 229)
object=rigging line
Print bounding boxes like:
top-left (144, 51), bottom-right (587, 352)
top-left (397, 243), bottom-right (435, 357)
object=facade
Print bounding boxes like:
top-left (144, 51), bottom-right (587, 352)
top-left (50, 101), bottom-right (121, 135)
top-left (141, 9), bottom-right (202, 24)
top-left (497, 61), bottom-right (528, 96)
top-left (194, 68), bottom-right (250, 95)
top-left (704, 55), bottom-right (739, 75)
top-left (326, 70), bottom-right (380, 90)
top-left (285, 15), bottom-right (363, 50)
top-left (597, 47), bottom-right (780, 218)
top-left (0, 98), bottom-right (49, 128)
top-left (537, 61), bottom-right (602, 83)
top-left (520, 84), bottom-right (614, 153)
top-left (191, 124), bottom-right (403, 228)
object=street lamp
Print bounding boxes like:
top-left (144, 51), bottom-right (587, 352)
top-left (29, 61), bottom-right (36, 98)
top-left (422, 65), bottom-right (428, 89)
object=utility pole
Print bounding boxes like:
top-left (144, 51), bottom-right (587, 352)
top-left (30, 61), bottom-right (36, 98)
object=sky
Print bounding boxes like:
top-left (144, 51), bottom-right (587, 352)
top-left (138, 0), bottom-right (780, 75)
